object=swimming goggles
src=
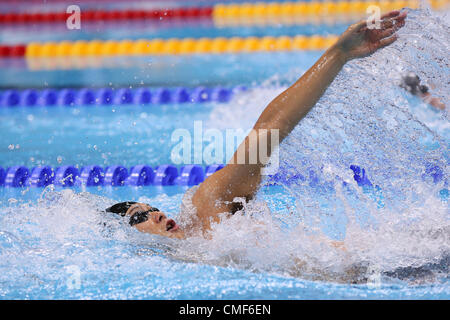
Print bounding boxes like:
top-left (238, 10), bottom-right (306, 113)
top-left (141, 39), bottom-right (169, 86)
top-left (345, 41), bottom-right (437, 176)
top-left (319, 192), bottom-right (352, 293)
top-left (129, 207), bottom-right (160, 226)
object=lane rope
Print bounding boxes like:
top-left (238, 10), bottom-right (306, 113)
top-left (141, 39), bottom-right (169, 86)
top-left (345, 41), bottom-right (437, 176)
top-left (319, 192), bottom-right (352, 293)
top-left (0, 85), bottom-right (247, 107)
top-left (1, 0), bottom-right (447, 27)
top-left (16, 35), bottom-right (339, 59)
top-left (0, 164), bottom-right (445, 197)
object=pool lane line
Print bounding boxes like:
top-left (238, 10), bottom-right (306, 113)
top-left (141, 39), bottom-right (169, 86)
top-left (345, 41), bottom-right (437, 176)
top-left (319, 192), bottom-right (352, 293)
top-left (212, 0), bottom-right (447, 26)
top-left (0, 86), bottom-right (247, 107)
top-left (0, 164), bottom-right (222, 188)
top-left (213, 0), bottom-right (423, 22)
top-left (1, 164), bottom-right (446, 208)
top-left (1, 0), bottom-right (447, 27)
top-left (0, 35), bottom-right (339, 59)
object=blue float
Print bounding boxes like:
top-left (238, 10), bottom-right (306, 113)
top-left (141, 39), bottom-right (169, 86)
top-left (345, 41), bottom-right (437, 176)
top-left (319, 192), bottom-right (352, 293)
top-left (423, 163), bottom-right (444, 184)
top-left (125, 165), bottom-right (154, 186)
top-left (233, 85), bottom-right (248, 93)
top-left (153, 165), bottom-right (178, 185)
top-left (134, 88), bottom-right (152, 105)
top-left (27, 166), bottom-right (54, 187)
top-left (269, 170), bottom-right (306, 186)
top-left (114, 88), bottom-right (133, 105)
top-left (211, 87), bottom-right (232, 103)
top-left (5, 166), bottom-right (29, 187)
top-left (39, 89), bottom-right (58, 106)
top-left (77, 165), bottom-right (104, 186)
top-left (0, 167), bottom-right (5, 186)
top-left (77, 89), bottom-right (96, 105)
top-left (57, 89), bottom-right (76, 106)
top-left (191, 87), bottom-right (211, 103)
top-left (205, 164), bottom-right (225, 178)
top-left (21, 89), bottom-right (39, 106)
top-left (175, 165), bottom-right (205, 186)
top-left (96, 88), bottom-right (114, 105)
top-left (153, 88), bottom-right (172, 104)
top-left (104, 166), bottom-right (128, 186)
top-left (173, 87), bottom-right (190, 103)
top-left (1, 90), bottom-right (20, 107)
top-left (350, 165), bottom-right (373, 187)
top-left (54, 166), bottom-right (79, 187)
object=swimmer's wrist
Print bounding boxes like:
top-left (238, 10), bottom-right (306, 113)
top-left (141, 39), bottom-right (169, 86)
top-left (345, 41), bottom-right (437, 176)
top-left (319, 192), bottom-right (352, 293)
top-left (327, 44), bottom-right (349, 65)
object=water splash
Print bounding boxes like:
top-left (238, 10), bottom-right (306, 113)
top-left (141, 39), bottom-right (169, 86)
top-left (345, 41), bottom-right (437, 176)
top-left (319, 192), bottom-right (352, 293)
top-left (191, 8), bottom-right (449, 283)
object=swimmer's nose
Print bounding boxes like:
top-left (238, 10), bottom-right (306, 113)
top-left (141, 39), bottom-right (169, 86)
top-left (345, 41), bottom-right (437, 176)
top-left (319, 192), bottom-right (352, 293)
top-left (153, 212), bottom-right (166, 223)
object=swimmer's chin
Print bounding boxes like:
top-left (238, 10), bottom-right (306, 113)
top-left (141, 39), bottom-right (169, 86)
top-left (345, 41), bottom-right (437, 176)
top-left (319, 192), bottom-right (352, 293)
top-left (167, 226), bottom-right (186, 239)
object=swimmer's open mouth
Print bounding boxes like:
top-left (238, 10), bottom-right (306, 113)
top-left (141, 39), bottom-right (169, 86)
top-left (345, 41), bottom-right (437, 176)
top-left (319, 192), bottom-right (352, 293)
top-left (166, 219), bottom-right (179, 232)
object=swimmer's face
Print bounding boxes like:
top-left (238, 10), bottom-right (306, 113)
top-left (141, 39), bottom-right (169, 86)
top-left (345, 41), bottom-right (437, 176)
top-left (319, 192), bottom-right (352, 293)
top-left (127, 203), bottom-right (184, 239)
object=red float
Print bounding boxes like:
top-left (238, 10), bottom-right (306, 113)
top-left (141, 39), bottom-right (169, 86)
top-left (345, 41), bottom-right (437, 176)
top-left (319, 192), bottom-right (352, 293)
top-left (0, 7), bottom-right (213, 25)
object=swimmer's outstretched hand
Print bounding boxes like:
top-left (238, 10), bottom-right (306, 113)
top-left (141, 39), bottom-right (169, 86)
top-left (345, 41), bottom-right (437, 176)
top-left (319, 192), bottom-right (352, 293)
top-left (335, 10), bottom-right (407, 61)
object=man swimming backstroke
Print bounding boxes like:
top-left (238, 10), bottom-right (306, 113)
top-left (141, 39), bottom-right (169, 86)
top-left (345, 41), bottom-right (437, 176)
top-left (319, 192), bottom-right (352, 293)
top-left (106, 11), bottom-right (408, 240)
top-left (400, 72), bottom-right (446, 110)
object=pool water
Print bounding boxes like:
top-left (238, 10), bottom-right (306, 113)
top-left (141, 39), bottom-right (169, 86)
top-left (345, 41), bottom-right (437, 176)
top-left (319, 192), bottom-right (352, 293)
top-left (0, 8), bottom-right (449, 299)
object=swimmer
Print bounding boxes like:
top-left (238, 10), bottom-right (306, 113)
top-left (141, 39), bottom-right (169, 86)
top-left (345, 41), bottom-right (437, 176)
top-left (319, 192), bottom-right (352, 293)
top-left (106, 11), bottom-right (408, 240)
top-left (400, 72), bottom-right (446, 110)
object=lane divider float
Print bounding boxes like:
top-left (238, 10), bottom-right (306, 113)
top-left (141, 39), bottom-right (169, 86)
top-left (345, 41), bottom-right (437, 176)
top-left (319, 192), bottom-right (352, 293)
top-left (0, 35), bottom-right (341, 59)
top-left (213, 0), bottom-right (420, 21)
top-left (1, 1), bottom-right (448, 27)
top-left (0, 164), bottom-right (226, 188)
top-left (18, 35), bottom-right (339, 59)
top-left (0, 85), bottom-right (246, 107)
top-left (212, 0), bottom-right (449, 26)
top-left (0, 163), bottom-right (446, 206)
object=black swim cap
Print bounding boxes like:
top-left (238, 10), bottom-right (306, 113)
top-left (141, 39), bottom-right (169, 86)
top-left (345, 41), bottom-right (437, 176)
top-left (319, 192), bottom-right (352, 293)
top-left (105, 202), bottom-right (160, 217)
top-left (401, 72), bottom-right (421, 95)
top-left (420, 84), bottom-right (429, 94)
top-left (105, 201), bottom-right (137, 216)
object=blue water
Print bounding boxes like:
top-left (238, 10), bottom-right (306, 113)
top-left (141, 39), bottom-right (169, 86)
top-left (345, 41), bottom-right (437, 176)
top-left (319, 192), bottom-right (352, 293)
top-left (0, 184), bottom-right (447, 299)
top-left (0, 52), bottom-right (322, 88)
top-left (0, 103), bottom-right (212, 168)
top-left (0, 8), bottom-right (449, 299)
top-left (0, 22), bottom-right (346, 44)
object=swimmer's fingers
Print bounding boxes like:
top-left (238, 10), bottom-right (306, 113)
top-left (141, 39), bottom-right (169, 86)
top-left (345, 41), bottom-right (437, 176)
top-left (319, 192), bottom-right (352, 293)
top-left (353, 20), bottom-right (367, 32)
top-left (376, 34), bottom-right (398, 50)
top-left (380, 10), bottom-right (401, 20)
top-left (381, 11), bottom-right (407, 30)
top-left (378, 27), bottom-right (398, 41)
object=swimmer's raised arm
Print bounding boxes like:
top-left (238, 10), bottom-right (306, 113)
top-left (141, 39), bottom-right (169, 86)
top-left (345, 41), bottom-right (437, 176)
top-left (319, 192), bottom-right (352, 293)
top-left (192, 11), bottom-right (407, 231)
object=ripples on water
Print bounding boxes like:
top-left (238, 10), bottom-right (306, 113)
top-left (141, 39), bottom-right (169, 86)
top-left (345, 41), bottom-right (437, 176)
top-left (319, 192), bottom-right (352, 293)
top-left (0, 8), bottom-right (448, 298)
